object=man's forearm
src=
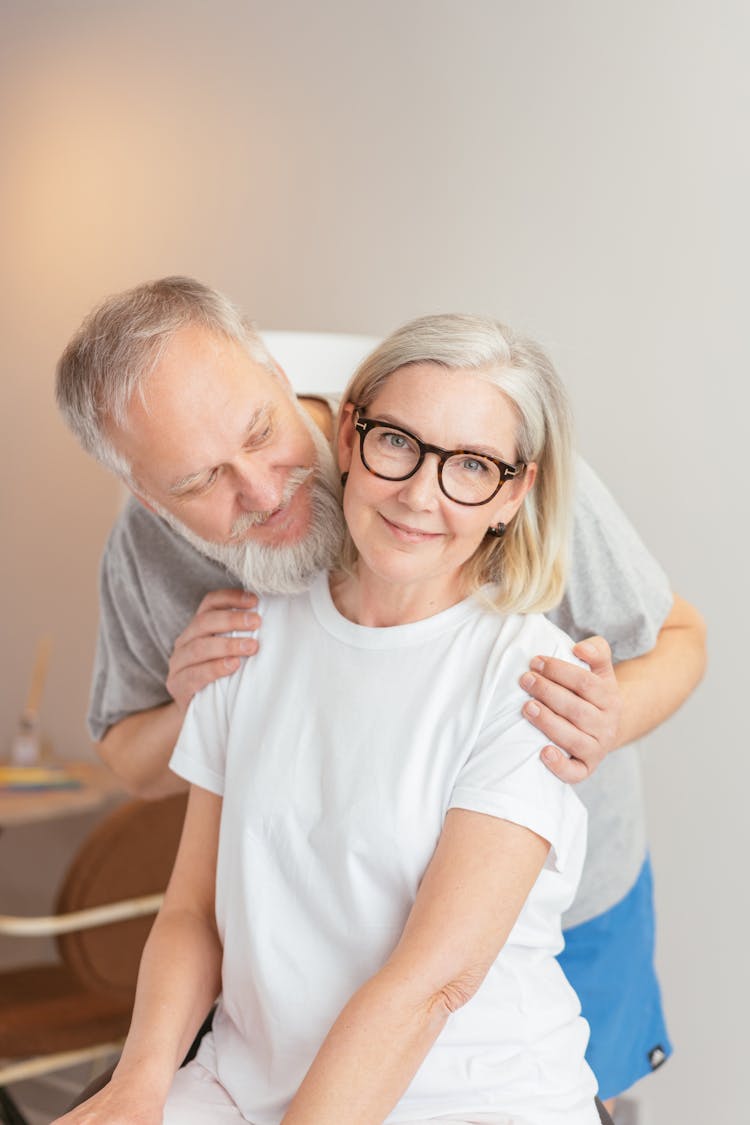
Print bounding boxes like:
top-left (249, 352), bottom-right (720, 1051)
top-left (614, 594), bottom-right (707, 748)
top-left (97, 704), bottom-right (188, 799)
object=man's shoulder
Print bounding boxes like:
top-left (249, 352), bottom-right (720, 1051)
top-left (556, 455), bottom-right (672, 655)
top-left (106, 495), bottom-right (179, 549)
top-left (571, 454), bottom-right (617, 517)
top-left (102, 497), bottom-right (231, 590)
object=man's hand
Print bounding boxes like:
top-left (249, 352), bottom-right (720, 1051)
top-left (166, 589), bottom-right (261, 713)
top-left (519, 636), bottom-right (621, 783)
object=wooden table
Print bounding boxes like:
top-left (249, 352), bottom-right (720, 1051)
top-left (0, 762), bottom-right (126, 828)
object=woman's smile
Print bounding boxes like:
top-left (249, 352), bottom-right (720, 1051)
top-left (379, 512), bottom-right (444, 543)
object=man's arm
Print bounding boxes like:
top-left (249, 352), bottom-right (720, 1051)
top-left (97, 589), bottom-right (260, 798)
top-left (522, 593), bottom-right (707, 783)
top-left (97, 704), bottom-right (186, 800)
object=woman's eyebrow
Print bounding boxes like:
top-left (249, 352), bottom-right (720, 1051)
top-left (371, 412), bottom-right (510, 461)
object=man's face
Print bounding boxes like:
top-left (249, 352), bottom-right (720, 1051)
top-left (111, 324), bottom-right (343, 593)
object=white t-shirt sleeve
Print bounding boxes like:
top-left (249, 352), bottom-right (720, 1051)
top-left (169, 676), bottom-right (232, 796)
top-left (447, 638), bottom-right (585, 874)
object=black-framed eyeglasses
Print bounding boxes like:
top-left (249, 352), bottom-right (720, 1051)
top-left (353, 412), bottom-right (524, 506)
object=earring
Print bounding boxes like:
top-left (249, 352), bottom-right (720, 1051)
top-left (486, 522), bottom-right (506, 538)
top-left (340, 471), bottom-right (349, 487)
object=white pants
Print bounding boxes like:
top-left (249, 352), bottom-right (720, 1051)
top-left (161, 1036), bottom-right (574, 1125)
top-left (162, 1054), bottom-right (529, 1125)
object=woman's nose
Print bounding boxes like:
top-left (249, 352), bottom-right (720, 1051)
top-left (396, 455), bottom-right (441, 509)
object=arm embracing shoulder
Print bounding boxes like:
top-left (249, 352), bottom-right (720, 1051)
top-left (526, 460), bottom-right (707, 777)
top-left (613, 591), bottom-right (706, 745)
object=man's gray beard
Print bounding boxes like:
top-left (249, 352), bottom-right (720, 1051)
top-left (154, 417), bottom-right (344, 595)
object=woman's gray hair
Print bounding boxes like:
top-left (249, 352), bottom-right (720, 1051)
top-left (55, 276), bottom-right (279, 481)
top-left (339, 313), bottom-right (574, 614)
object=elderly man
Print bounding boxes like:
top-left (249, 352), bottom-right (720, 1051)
top-left (56, 277), bottom-right (704, 1112)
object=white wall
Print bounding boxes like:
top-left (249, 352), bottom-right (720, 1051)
top-left (1, 2), bottom-right (745, 1119)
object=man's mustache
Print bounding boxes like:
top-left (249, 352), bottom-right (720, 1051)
top-left (228, 466), bottom-right (313, 540)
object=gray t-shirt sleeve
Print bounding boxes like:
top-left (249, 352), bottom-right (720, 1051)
top-left (87, 539), bottom-right (173, 741)
top-left (547, 456), bottom-right (674, 660)
top-left (87, 499), bottom-right (234, 741)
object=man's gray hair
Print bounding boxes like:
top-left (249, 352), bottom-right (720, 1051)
top-left (55, 276), bottom-right (278, 480)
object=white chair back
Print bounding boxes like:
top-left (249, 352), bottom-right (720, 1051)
top-left (260, 330), bottom-right (380, 396)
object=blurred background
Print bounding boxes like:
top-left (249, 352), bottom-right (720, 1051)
top-left (1, 1), bottom-right (745, 1120)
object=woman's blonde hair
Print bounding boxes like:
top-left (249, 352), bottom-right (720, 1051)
top-left (338, 314), bottom-right (574, 614)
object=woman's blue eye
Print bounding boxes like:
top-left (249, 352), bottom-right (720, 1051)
top-left (381, 432), bottom-right (409, 449)
top-left (460, 457), bottom-right (489, 474)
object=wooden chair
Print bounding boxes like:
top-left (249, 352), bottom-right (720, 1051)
top-left (0, 793), bottom-right (187, 1125)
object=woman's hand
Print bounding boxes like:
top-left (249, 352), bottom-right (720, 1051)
top-left (50, 1080), bottom-right (164, 1125)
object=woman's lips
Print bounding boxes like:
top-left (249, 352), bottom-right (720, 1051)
top-left (380, 514), bottom-right (442, 543)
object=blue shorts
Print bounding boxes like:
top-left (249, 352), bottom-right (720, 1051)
top-left (557, 856), bottom-right (672, 1101)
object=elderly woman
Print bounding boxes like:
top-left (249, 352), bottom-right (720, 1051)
top-left (58, 315), bottom-right (602, 1125)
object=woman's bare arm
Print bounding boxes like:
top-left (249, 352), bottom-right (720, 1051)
top-left (52, 785), bottom-right (223, 1124)
top-left (281, 808), bottom-right (550, 1125)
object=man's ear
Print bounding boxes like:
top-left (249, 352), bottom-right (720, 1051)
top-left (337, 402), bottom-right (357, 474)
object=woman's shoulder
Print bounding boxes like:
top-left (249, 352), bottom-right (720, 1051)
top-left (473, 593), bottom-right (577, 661)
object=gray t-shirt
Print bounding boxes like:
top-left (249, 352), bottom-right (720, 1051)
top-left (88, 456), bottom-right (672, 927)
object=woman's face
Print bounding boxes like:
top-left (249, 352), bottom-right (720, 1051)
top-left (338, 364), bottom-right (536, 601)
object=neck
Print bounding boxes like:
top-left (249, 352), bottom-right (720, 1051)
top-left (329, 564), bottom-right (468, 627)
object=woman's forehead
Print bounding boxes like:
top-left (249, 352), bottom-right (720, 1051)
top-left (367, 365), bottom-right (519, 458)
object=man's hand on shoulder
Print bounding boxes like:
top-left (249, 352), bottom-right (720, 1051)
top-left (519, 636), bottom-right (621, 783)
top-left (167, 588), bottom-right (261, 713)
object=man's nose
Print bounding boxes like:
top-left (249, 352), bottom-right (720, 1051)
top-left (234, 458), bottom-right (288, 514)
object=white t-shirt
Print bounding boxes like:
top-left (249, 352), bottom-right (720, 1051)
top-left (171, 574), bottom-right (598, 1125)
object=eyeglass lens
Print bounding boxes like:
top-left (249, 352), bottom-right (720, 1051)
top-left (362, 426), bottom-right (502, 504)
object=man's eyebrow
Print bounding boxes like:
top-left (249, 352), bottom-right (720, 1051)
top-left (372, 412), bottom-right (511, 462)
top-left (167, 404), bottom-right (274, 496)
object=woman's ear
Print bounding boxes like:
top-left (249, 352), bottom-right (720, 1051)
top-left (489, 462), bottom-right (537, 528)
top-left (337, 402), bottom-right (357, 474)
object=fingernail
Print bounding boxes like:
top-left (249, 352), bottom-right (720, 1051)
top-left (542, 746), bottom-right (558, 762)
top-left (520, 672), bottom-right (535, 690)
top-left (577, 642), bottom-right (595, 658)
top-left (224, 657), bottom-right (240, 670)
top-left (244, 612), bottom-right (258, 626)
top-left (525, 701), bottom-right (540, 718)
top-left (240, 638), bottom-right (254, 652)
top-left (530, 656), bottom-right (545, 672)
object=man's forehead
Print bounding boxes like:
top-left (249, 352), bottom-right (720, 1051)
top-left (121, 373), bottom-right (283, 488)
top-left (149, 325), bottom-right (278, 392)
